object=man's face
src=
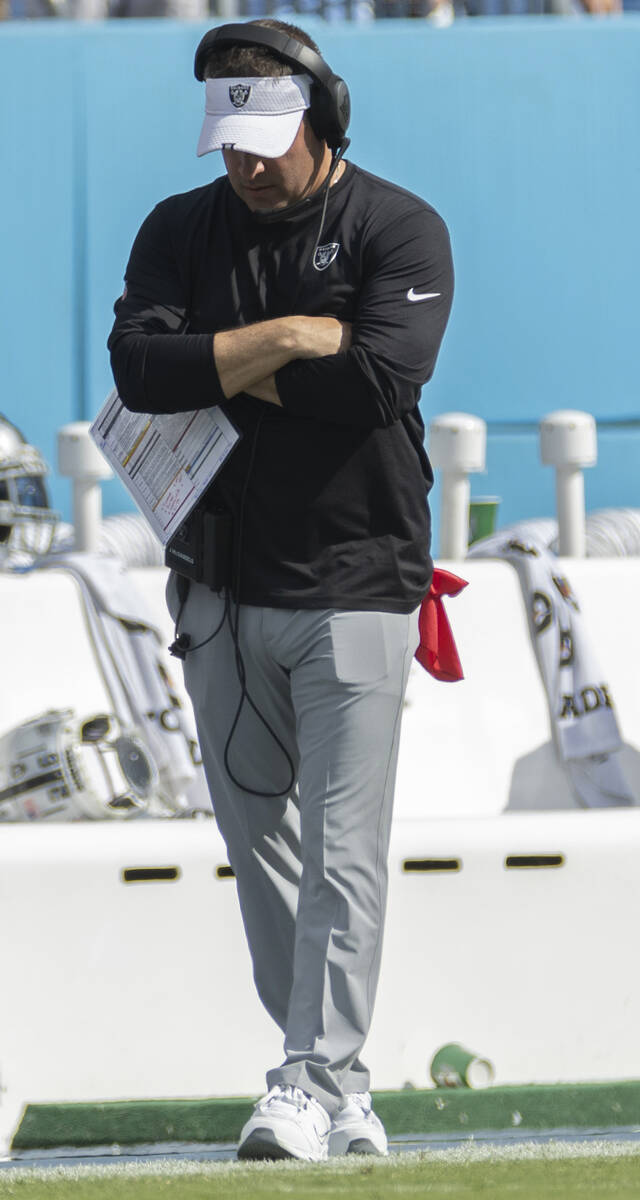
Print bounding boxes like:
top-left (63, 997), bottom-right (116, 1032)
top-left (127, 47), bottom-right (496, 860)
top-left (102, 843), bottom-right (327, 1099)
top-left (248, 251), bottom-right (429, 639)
top-left (222, 116), bottom-right (331, 213)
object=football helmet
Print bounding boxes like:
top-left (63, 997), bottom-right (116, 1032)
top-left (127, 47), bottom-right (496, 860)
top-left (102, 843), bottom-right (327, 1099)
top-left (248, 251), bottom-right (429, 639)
top-left (0, 709), bottom-right (171, 821)
top-left (0, 414), bottom-right (59, 558)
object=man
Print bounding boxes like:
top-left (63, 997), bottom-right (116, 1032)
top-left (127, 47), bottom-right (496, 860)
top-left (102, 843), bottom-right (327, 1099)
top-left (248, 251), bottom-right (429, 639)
top-left (108, 18), bottom-right (453, 1162)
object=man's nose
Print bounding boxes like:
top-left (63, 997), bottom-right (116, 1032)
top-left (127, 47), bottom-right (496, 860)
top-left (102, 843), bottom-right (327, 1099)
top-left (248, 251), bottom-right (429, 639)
top-left (236, 152), bottom-right (265, 179)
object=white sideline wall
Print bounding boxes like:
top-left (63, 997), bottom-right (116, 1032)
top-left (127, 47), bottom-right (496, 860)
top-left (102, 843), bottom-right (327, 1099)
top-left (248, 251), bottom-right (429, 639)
top-left (4, 558), bottom-right (640, 818)
top-left (1, 558), bottom-right (640, 1148)
top-left (1, 811), bottom-right (639, 1151)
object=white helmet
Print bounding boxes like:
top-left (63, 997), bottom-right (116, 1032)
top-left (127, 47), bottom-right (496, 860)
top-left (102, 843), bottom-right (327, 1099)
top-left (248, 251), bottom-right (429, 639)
top-left (0, 709), bottom-right (172, 821)
top-left (0, 414), bottom-right (59, 559)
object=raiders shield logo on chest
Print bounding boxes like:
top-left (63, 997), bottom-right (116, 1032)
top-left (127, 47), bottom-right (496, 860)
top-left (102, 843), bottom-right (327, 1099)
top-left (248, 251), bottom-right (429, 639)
top-left (313, 243), bottom-right (340, 271)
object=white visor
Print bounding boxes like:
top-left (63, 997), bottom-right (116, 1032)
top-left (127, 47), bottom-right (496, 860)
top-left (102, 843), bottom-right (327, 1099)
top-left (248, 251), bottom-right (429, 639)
top-left (197, 75), bottom-right (311, 159)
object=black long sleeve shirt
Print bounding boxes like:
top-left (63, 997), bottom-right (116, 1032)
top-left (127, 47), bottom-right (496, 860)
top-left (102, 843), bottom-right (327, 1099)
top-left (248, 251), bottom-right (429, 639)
top-left (108, 161), bottom-right (454, 613)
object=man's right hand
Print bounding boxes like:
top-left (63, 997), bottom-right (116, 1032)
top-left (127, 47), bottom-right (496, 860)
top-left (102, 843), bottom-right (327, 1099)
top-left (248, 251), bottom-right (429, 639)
top-left (287, 316), bottom-right (352, 360)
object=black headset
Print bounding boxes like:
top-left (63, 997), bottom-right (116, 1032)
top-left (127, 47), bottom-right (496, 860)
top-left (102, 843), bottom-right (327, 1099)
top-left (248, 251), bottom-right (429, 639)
top-left (193, 23), bottom-right (351, 153)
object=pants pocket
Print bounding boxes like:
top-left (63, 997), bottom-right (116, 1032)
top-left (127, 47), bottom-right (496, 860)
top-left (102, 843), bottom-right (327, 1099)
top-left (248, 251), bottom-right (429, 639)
top-left (329, 612), bottom-right (390, 684)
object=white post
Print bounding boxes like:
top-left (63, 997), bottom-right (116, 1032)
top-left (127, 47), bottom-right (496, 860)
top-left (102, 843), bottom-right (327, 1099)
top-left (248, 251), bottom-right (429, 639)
top-left (539, 411), bottom-right (597, 557)
top-left (57, 422), bottom-right (112, 553)
top-left (428, 413), bottom-right (487, 559)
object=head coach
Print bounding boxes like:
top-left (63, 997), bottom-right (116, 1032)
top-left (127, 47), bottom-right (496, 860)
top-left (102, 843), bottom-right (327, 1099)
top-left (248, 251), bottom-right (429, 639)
top-left (108, 18), bottom-right (454, 1163)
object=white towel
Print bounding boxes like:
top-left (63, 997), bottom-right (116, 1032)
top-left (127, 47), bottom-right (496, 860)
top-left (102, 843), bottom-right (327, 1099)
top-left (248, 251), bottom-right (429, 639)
top-left (469, 528), bottom-right (635, 808)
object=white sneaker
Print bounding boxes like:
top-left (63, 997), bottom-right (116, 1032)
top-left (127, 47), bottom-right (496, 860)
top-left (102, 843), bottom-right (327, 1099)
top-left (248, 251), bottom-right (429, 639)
top-left (329, 1092), bottom-right (389, 1157)
top-left (237, 1084), bottom-right (331, 1161)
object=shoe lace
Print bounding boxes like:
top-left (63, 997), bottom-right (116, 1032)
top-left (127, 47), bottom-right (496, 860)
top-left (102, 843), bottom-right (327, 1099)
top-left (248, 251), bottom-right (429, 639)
top-left (264, 1084), bottom-right (324, 1115)
top-left (347, 1091), bottom-right (372, 1115)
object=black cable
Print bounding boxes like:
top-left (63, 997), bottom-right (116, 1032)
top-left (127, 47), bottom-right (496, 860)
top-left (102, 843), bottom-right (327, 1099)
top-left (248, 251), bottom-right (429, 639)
top-left (169, 581), bottom-right (229, 659)
top-left (170, 415), bottom-right (296, 798)
top-left (309, 137), bottom-right (350, 275)
top-left (223, 412), bottom-right (296, 799)
top-left (284, 138), bottom-right (351, 316)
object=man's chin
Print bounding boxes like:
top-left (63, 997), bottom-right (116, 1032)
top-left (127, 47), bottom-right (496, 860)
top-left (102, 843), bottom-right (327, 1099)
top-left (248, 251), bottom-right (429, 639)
top-left (247, 200), bottom-right (287, 214)
top-left (241, 187), bottom-right (285, 212)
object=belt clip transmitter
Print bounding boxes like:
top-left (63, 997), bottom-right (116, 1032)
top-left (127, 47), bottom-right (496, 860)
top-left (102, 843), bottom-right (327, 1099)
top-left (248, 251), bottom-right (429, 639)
top-left (165, 507), bottom-right (233, 592)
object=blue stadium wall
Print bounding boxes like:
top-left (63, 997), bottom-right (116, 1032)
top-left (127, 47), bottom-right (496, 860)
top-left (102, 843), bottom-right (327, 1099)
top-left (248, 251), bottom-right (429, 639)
top-left (1, 17), bottom-right (639, 547)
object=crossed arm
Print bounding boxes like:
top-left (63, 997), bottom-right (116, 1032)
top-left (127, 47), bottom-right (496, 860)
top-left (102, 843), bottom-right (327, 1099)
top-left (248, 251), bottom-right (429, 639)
top-left (109, 199), bottom-right (453, 426)
top-left (213, 316), bottom-right (352, 407)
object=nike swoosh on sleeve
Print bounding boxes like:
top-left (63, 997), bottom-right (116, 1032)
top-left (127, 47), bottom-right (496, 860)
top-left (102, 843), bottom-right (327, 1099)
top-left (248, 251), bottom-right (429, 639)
top-left (407, 288), bottom-right (441, 302)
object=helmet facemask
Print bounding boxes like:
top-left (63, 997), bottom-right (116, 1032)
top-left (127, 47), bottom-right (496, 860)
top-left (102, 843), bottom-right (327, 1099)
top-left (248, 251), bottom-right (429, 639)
top-left (0, 418), bottom-right (59, 559)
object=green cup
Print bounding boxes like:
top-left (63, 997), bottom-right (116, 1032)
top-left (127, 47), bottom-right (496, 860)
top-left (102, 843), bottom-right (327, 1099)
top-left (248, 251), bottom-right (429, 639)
top-left (430, 1043), bottom-right (495, 1089)
top-left (468, 496), bottom-right (501, 546)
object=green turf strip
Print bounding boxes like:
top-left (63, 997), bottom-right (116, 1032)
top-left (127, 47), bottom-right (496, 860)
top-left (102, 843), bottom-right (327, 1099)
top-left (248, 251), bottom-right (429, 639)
top-left (2, 1150), bottom-right (640, 1199)
top-left (11, 1081), bottom-right (640, 1150)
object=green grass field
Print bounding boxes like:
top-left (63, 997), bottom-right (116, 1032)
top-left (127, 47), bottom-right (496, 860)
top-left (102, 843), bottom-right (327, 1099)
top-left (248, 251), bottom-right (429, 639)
top-left (1, 1143), bottom-right (639, 1199)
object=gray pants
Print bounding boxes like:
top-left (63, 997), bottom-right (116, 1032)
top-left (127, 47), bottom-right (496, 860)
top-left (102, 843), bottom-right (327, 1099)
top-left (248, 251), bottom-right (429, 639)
top-left (167, 577), bottom-right (419, 1116)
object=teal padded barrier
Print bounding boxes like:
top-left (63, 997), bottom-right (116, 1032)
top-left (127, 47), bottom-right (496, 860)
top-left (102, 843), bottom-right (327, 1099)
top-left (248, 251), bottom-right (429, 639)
top-left (0, 25), bottom-right (78, 519)
top-left (1, 19), bottom-right (639, 526)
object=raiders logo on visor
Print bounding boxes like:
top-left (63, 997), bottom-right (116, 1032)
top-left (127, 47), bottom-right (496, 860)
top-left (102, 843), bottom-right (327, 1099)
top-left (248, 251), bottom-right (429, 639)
top-left (229, 84), bottom-right (251, 108)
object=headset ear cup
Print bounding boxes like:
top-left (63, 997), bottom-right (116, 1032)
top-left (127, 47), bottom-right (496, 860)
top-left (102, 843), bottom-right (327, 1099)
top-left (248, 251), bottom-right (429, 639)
top-left (308, 78), bottom-right (350, 151)
top-left (307, 82), bottom-right (331, 146)
top-left (334, 79), bottom-right (351, 140)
